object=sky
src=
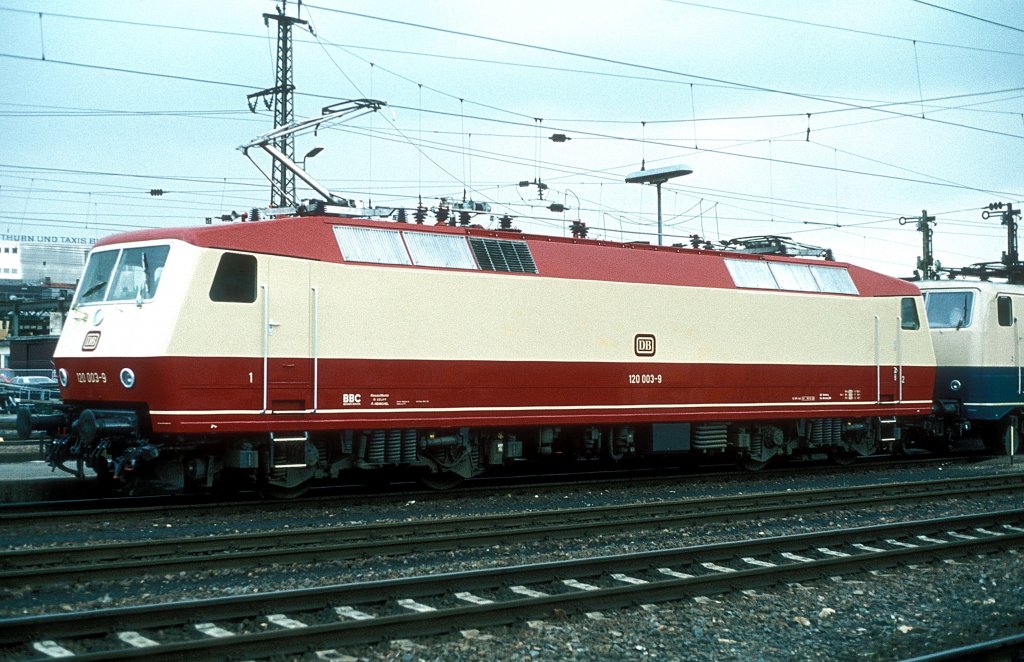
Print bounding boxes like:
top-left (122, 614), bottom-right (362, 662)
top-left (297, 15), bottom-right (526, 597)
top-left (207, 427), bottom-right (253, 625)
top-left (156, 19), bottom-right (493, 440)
top-left (1, 0), bottom-right (1023, 277)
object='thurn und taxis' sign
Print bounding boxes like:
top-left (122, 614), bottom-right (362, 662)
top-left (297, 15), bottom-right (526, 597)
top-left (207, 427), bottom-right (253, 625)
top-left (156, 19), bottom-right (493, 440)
top-left (0, 234), bottom-right (98, 245)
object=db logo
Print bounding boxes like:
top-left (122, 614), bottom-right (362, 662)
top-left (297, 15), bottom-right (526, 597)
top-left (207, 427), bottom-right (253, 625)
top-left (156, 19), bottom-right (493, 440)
top-left (634, 334), bottom-right (656, 357)
top-left (343, 393), bottom-right (362, 406)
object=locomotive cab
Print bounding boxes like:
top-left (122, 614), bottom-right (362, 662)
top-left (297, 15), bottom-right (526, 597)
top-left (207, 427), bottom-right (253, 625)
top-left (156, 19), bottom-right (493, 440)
top-left (45, 240), bottom-right (197, 488)
top-left (920, 281), bottom-right (1024, 452)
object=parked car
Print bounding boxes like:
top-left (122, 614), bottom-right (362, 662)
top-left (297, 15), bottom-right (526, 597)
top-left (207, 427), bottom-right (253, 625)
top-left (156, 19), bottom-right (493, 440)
top-left (10, 375), bottom-right (57, 387)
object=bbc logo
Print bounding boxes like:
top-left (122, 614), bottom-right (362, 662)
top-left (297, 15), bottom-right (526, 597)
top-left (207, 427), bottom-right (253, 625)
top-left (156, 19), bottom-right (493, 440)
top-left (634, 334), bottom-right (656, 357)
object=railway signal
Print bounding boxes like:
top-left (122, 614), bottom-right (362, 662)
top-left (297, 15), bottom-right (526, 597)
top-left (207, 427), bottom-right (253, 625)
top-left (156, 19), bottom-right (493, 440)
top-left (899, 210), bottom-right (938, 280)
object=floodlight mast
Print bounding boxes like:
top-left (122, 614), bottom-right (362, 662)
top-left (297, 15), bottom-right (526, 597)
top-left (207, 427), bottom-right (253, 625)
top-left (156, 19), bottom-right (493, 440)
top-left (625, 165), bottom-right (693, 246)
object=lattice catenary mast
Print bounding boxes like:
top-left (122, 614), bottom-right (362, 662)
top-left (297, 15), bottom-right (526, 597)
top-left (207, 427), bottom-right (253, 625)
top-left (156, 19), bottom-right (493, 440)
top-left (247, 2), bottom-right (307, 208)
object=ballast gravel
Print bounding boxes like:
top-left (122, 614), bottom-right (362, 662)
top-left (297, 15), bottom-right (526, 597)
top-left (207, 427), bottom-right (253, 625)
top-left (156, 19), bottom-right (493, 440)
top-left (3, 457), bottom-right (1024, 661)
top-left (328, 555), bottom-right (1024, 662)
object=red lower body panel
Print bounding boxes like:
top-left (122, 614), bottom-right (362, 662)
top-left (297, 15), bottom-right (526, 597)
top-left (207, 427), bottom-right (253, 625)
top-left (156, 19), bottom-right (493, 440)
top-left (56, 356), bottom-right (936, 434)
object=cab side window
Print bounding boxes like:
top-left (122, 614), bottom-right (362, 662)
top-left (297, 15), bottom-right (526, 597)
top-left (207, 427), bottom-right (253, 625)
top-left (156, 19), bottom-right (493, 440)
top-left (209, 253), bottom-right (257, 303)
top-left (900, 297), bottom-right (920, 330)
top-left (998, 296), bottom-right (1013, 327)
top-left (924, 290), bottom-right (974, 329)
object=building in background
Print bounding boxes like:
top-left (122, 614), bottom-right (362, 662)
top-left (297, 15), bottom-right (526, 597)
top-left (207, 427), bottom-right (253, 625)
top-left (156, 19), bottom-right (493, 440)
top-left (20, 243), bottom-right (90, 287)
top-left (0, 235), bottom-right (93, 370)
top-left (0, 241), bottom-right (23, 281)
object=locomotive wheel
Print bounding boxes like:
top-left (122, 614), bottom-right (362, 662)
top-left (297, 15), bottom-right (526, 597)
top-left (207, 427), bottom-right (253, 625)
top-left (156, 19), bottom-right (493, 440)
top-left (1001, 420), bottom-right (1021, 456)
top-left (738, 457), bottom-right (768, 472)
top-left (259, 479), bottom-right (311, 499)
top-left (420, 471), bottom-right (464, 490)
top-left (95, 471), bottom-right (119, 495)
top-left (985, 417), bottom-right (1022, 455)
top-left (91, 458), bottom-right (127, 495)
top-left (830, 449), bottom-right (857, 466)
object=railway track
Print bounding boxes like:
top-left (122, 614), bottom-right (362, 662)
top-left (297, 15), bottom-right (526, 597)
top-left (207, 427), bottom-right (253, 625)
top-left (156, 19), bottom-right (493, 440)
top-left (3, 473), bottom-right (1022, 589)
top-left (902, 632), bottom-right (1024, 662)
top-left (2, 509), bottom-right (1022, 660)
top-left (0, 438), bottom-right (42, 464)
top-left (0, 451), bottom-right (1004, 518)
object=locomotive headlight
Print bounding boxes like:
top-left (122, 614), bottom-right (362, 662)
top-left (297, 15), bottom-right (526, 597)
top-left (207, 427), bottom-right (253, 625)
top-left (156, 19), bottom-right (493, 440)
top-left (949, 379), bottom-right (962, 392)
top-left (58, 368), bottom-right (68, 388)
top-left (119, 368), bottom-right (136, 389)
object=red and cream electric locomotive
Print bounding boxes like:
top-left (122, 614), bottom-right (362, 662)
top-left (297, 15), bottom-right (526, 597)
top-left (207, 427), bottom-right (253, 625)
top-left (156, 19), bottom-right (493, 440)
top-left (23, 101), bottom-right (938, 494)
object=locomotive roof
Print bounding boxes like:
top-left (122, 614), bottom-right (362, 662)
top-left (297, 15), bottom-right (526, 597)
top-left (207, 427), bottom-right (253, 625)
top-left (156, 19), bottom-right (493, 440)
top-left (916, 278), bottom-right (1024, 293)
top-left (95, 215), bottom-right (919, 297)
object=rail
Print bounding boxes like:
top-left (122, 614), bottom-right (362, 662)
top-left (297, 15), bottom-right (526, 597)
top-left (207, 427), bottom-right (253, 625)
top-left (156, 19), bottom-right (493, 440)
top-left (2, 473), bottom-right (1022, 588)
top-left (1, 510), bottom-right (1021, 660)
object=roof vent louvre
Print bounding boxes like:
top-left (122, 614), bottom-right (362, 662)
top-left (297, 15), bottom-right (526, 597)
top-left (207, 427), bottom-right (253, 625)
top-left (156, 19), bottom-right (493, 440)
top-left (469, 237), bottom-right (538, 273)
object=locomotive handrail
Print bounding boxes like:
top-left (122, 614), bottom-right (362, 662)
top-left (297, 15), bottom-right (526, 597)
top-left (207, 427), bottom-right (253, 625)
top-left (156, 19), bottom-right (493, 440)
top-left (312, 286), bottom-right (320, 413)
top-left (874, 315), bottom-right (881, 404)
top-left (897, 313), bottom-right (904, 403)
top-left (261, 284), bottom-right (269, 414)
top-left (1016, 317), bottom-right (1021, 396)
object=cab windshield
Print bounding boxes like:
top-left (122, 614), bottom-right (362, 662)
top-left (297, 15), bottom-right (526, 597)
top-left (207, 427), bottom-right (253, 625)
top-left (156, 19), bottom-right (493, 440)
top-left (923, 290), bottom-right (974, 329)
top-left (75, 245), bottom-right (170, 305)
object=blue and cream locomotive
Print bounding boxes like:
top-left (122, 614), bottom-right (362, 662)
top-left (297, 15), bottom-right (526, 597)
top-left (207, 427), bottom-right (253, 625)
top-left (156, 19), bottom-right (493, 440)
top-left (913, 202), bottom-right (1024, 454)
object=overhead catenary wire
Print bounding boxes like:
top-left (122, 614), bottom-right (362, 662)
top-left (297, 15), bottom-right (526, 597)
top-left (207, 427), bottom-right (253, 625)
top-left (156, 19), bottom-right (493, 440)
top-left (5, 4), bottom-right (1020, 152)
top-left (0, 110), bottom-right (1015, 250)
top-left (4, 84), bottom-right (1019, 210)
top-left (372, 103), bottom-right (1022, 198)
top-left (663, 0), bottom-right (1024, 56)
top-left (11, 47), bottom-right (1018, 172)
top-left (4, 4), bottom-right (1022, 58)
top-left (300, 3), bottom-right (1024, 139)
top-left (910, 0), bottom-right (1024, 35)
top-left (3, 19), bottom-right (1021, 152)
top-left (1, 3), bottom-right (1020, 271)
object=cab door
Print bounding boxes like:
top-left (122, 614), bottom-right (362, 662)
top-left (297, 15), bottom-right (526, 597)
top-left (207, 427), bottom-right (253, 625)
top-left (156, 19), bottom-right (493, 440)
top-left (875, 314), bottom-right (901, 403)
top-left (996, 293), bottom-right (1024, 399)
top-left (262, 260), bottom-right (312, 412)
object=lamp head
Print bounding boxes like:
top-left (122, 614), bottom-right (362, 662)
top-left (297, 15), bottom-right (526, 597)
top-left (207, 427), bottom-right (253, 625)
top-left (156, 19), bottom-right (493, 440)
top-left (625, 164), bottom-right (693, 185)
